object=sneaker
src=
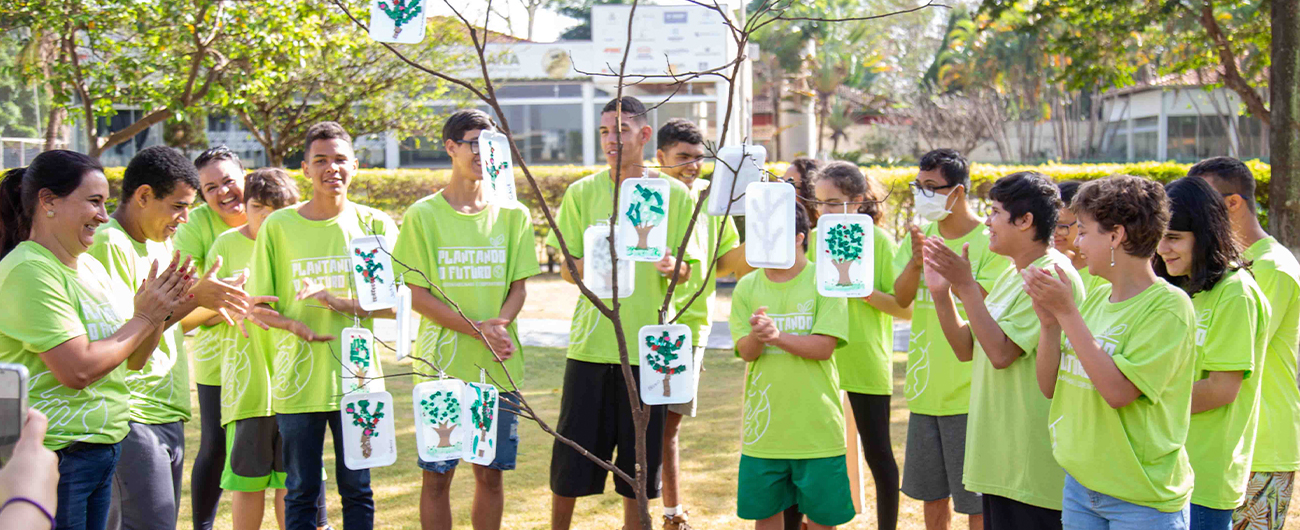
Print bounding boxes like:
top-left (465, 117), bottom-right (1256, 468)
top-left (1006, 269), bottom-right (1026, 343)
top-left (663, 512), bottom-right (693, 530)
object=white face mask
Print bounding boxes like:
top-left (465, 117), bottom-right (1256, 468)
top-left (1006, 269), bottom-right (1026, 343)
top-left (914, 185), bottom-right (960, 222)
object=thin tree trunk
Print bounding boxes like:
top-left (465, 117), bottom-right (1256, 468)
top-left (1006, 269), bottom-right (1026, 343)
top-left (1270, 0), bottom-right (1300, 250)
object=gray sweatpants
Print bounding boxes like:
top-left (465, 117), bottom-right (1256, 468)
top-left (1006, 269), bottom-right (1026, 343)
top-left (106, 421), bottom-right (185, 530)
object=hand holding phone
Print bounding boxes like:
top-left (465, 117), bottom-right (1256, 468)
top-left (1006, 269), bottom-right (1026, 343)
top-left (0, 408), bottom-right (59, 526)
top-left (0, 364), bottom-right (27, 466)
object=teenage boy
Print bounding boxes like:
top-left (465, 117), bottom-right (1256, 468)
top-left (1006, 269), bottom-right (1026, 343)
top-left (731, 202), bottom-right (852, 530)
top-left (653, 117), bottom-right (750, 530)
top-left (92, 145), bottom-right (254, 530)
top-left (923, 172), bottom-right (1082, 529)
top-left (392, 109), bottom-right (541, 530)
top-left (893, 148), bottom-right (1010, 530)
top-left (249, 121), bottom-right (398, 530)
top-left (1192, 157), bottom-right (1300, 529)
top-left (547, 97), bottom-right (700, 530)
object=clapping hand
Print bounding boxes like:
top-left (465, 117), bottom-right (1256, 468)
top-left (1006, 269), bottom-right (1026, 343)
top-left (1021, 265), bottom-right (1076, 319)
top-left (924, 239), bottom-right (976, 295)
top-left (906, 225), bottom-right (925, 271)
top-left (750, 307), bottom-right (780, 343)
top-left (189, 256), bottom-right (255, 325)
top-left (655, 254), bottom-right (690, 279)
top-left (134, 252), bottom-right (196, 327)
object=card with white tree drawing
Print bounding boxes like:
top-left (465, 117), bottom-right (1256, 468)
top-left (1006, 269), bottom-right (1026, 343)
top-left (617, 177), bottom-right (670, 262)
top-left (349, 235), bottom-right (398, 311)
top-left (462, 382), bottom-right (499, 465)
top-left (744, 182), bottom-right (796, 269)
top-left (394, 284), bottom-right (412, 361)
top-left (341, 327), bottom-right (384, 394)
top-left (341, 391), bottom-right (397, 470)
top-left (707, 145), bottom-right (767, 216)
top-left (478, 130), bottom-right (517, 203)
top-left (638, 325), bottom-right (695, 405)
top-left (413, 379), bottom-right (465, 462)
top-left (368, 0), bottom-right (425, 44)
top-left (815, 214), bottom-right (875, 297)
top-left (583, 224), bottom-right (635, 299)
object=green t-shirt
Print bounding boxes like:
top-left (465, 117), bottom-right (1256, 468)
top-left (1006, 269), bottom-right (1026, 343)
top-left (391, 192), bottom-right (542, 391)
top-left (544, 170), bottom-right (701, 365)
top-left (807, 225), bottom-right (899, 394)
top-left (965, 250), bottom-right (1082, 510)
top-left (248, 203), bottom-right (398, 414)
top-left (1078, 266), bottom-right (1109, 299)
top-left (1186, 269), bottom-right (1270, 509)
top-left (1242, 237), bottom-right (1300, 472)
top-left (200, 229), bottom-right (273, 425)
top-left (175, 203), bottom-right (238, 386)
top-left (894, 222), bottom-right (1011, 415)
top-left (1049, 279), bottom-right (1197, 512)
top-left (89, 218), bottom-right (191, 425)
top-left (673, 179), bottom-right (741, 344)
top-left (0, 242), bottom-right (132, 450)
top-left (729, 263), bottom-right (849, 459)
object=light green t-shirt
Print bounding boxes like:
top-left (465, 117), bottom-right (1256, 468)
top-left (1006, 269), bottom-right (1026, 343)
top-left (248, 203), bottom-right (398, 414)
top-left (89, 218), bottom-right (191, 425)
top-left (1242, 237), bottom-right (1300, 472)
top-left (200, 228), bottom-right (272, 425)
top-left (392, 192), bottom-right (542, 391)
top-left (544, 170), bottom-right (701, 365)
top-left (175, 203), bottom-right (238, 387)
top-left (0, 242), bottom-right (132, 450)
top-left (807, 225), bottom-right (899, 394)
top-left (729, 262), bottom-right (849, 459)
top-left (894, 222), bottom-right (1011, 415)
top-left (1078, 266), bottom-right (1109, 299)
top-left (673, 179), bottom-right (742, 345)
top-left (1049, 279), bottom-right (1197, 512)
top-left (1186, 269), bottom-right (1270, 509)
top-left (965, 250), bottom-right (1082, 510)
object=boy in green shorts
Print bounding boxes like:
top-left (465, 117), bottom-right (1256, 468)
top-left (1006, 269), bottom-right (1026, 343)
top-left (730, 202), bottom-right (852, 530)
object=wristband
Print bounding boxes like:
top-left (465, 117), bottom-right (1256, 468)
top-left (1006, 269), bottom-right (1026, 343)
top-left (1, 496), bottom-right (56, 528)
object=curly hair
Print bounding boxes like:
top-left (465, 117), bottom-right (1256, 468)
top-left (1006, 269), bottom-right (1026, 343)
top-left (123, 145), bottom-right (200, 201)
top-left (1072, 175), bottom-right (1170, 259)
top-left (988, 171), bottom-right (1061, 243)
top-left (656, 118), bottom-right (703, 151)
top-left (812, 161), bottom-right (887, 226)
top-left (786, 158), bottom-right (821, 226)
top-left (303, 121), bottom-right (352, 159)
top-left (244, 168), bottom-right (301, 210)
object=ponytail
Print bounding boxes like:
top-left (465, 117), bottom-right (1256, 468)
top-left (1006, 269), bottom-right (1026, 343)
top-left (0, 150), bottom-right (103, 259)
top-left (0, 168), bottom-right (27, 258)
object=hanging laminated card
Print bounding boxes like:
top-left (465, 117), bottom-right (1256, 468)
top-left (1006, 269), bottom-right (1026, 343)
top-left (462, 382), bottom-right (499, 465)
top-left (638, 324), bottom-right (695, 405)
top-left (350, 235), bottom-right (398, 311)
top-left (478, 130), bottom-right (517, 203)
top-left (395, 284), bottom-right (412, 361)
top-left (744, 182), bottom-right (796, 269)
top-left (707, 145), bottom-right (767, 216)
top-left (341, 391), bottom-right (397, 470)
top-left (341, 327), bottom-right (384, 394)
top-left (815, 214), bottom-right (874, 298)
top-left (413, 379), bottom-right (465, 462)
top-left (368, 0), bottom-right (425, 44)
top-left (583, 224), bottom-right (635, 299)
top-left (617, 177), bottom-right (670, 262)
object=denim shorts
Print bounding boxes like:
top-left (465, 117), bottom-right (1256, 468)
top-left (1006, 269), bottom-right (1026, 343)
top-left (1062, 474), bottom-right (1189, 530)
top-left (418, 391), bottom-right (521, 473)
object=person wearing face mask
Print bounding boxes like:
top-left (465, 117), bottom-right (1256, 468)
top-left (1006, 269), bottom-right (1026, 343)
top-left (1055, 181), bottom-right (1107, 298)
top-left (892, 148), bottom-right (1010, 530)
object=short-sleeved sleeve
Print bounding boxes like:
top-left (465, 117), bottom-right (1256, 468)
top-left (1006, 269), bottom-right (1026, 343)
top-left (392, 204), bottom-right (433, 290)
top-left (668, 182), bottom-right (703, 266)
top-left (729, 277), bottom-right (755, 353)
top-left (0, 262), bottom-right (88, 353)
top-left (545, 189), bottom-right (585, 259)
top-left (893, 230), bottom-right (914, 279)
top-left (88, 237), bottom-right (139, 290)
top-left (174, 221), bottom-right (209, 273)
top-left (997, 291), bottom-right (1041, 356)
top-left (975, 252), bottom-right (1011, 293)
top-left (812, 294), bottom-right (850, 347)
top-left (719, 214), bottom-right (741, 256)
top-left (1253, 265), bottom-right (1297, 341)
top-left (247, 221), bottom-right (280, 312)
top-left (511, 208), bottom-right (543, 283)
top-left (875, 228), bottom-right (899, 295)
top-left (1199, 290), bottom-right (1259, 377)
top-left (1112, 308), bottom-right (1194, 403)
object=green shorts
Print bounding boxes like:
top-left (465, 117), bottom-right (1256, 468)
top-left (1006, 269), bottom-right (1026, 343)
top-left (219, 417), bottom-right (287, 492)
top-left (737, 454), bottom-right (855, 526)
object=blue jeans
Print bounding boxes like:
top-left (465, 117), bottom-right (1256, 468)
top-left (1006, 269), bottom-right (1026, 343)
top-left (1063, 474), bottom-right (1189, 530)
top-left (1190, 504), bottom-right (1233, 530)
top-left (55, 442), bottom-right (121, 530)
top-left (278, 412), bottom-right (373, 530)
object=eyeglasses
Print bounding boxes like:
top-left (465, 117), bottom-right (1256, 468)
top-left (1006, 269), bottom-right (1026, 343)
top-left (1055, 220), bottom-right (1077, 235)
top-left (452, 139), bottom-right (480, 154)
top-left (910, 180), bottom-right (957, 198)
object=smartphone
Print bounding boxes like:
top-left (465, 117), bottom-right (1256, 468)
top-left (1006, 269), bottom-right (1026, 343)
top-left (0, 363), bottom-right (29, 466)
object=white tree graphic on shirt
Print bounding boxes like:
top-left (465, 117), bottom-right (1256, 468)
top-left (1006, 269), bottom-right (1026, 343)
top-left (219, 337), bottom-right (251, 409)
top-left (742, 369), bottom-right (772, 445)
top-left (904, 329), bottom-right (931, 400)
top-left (272, 333), bottom-right (314, 401)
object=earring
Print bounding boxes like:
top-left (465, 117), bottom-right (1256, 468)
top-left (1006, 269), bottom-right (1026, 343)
top-left (1109, 246), bottom-right (1116, 268)
top-left (46, 210), bottom-right (54, 218)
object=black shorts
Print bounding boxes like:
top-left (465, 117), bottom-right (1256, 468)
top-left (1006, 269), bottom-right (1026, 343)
top-left (229, 416), bottom-right (284, 478)
top-left (982, 494), bottom-right (1061, 530)
top-left (549, 359), bottom-right (666, 499)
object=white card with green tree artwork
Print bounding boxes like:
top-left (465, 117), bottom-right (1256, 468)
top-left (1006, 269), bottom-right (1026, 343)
top-left (815, 214), bottom-right (874, 297)
top-left (583, 224), bottom-right (634, 299)
top-left (368, 0), bottom-right (425, 44)
top-left (413, 380), bottom-right (465, 462)
top-left (395, 284), bottom-right (412, 361)
top-left (744, 182), bottom-right (796, 269)
top-left (341, 327), bottom-right (384, 394)
top-left (341, 391), bottom-right (397, 470)
top-left (708, 145), bottom-right (767, 216)
top-left (350, 235), bottom-right (398, 311)
top-left (617, 177), bottom-right (670, 262)
top-left (462, 382), bottom-right (499, 465)
top-left (638, 324), bottom-right (695, 405)
top-left (477, 130), bottom-right (516, 204)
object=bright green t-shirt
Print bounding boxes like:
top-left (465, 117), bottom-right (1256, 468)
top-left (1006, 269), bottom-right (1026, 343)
top-left (199, 228), bottom-right (272, 425)
top-left (175, 203), bottom-right (238, 387)
top-left (1078, 266), bottom-right (1109, 299)
top-left (965, 250), bottom-right (1082, 510)
top-left (0, 242), bottom-right (132, 450)
top-left (729, 262), bottom-right (849, 459)
top-left (1049, 279), bottom-right (1197, 512)
top-left (544, 170), bottom-right (701, 365)
top-left (1242, 237), bottom-right (1300, 472)
top-left (89, 218), bottom-right (191, 425)
top-left (673, 179), bottom-right (741, 346)
top-left (807, 225), bottom-right (899, 395)
top-left (248, 203), bottom-right (398, 414)
top-left (894, 222), bottom-right (1011, 415)
top-left (391, 192), bottom-right (542, 391)
top-left (1186, 269), bottom-right (1270, 509)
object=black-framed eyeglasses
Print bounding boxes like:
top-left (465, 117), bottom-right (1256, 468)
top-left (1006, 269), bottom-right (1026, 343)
top-left (910, 180), bottom-right (957, 198)
top-left (1055, 220), bottom-right (1077, 235)
top-left (451, 139), bottom-right (480, 154)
